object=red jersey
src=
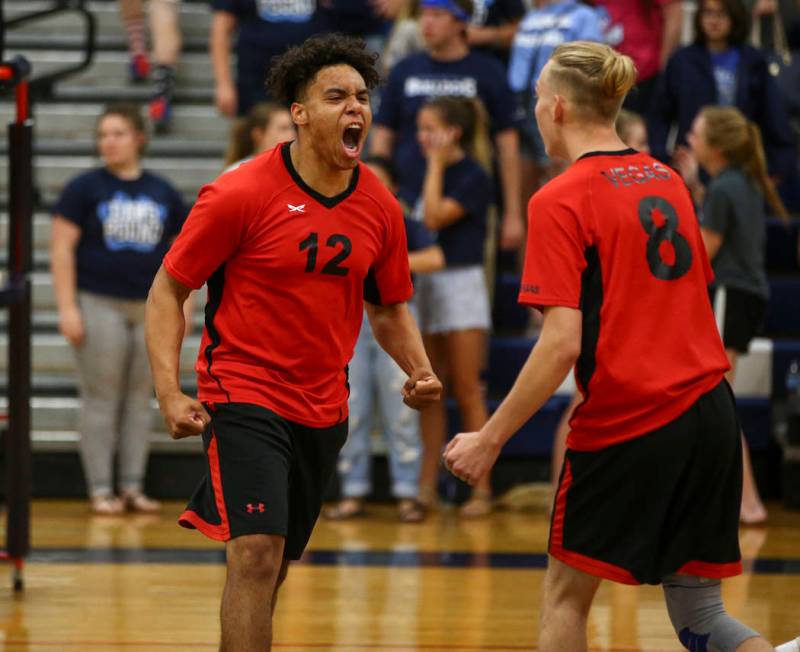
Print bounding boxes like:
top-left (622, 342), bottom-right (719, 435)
top-left (519, 149), bottom-right (729, 451)
top-left (164, 143), bottom-right (413, 428)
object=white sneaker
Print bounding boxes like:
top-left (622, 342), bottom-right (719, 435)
top-left (776, 636), bottom-right (800, 652)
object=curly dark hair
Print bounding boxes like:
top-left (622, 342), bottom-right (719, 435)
top-left (266, 34), bottom-right (381, 105)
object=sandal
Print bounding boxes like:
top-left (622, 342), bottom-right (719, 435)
top-left (459, 491), bottom-right (493, 518)
top-left (122, 491), bottom-right (162, 514)
top-left (91, 494), bottom-right (124, 516)
top-left (323, 498), bottom-right (365, 520)
top-left (397, 499), bottom-right (426, 523)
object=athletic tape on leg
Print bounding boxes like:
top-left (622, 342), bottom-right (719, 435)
top-left (661, 574), bottom-right (760, 652)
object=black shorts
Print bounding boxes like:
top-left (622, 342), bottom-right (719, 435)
top-left (549, 380), bottom-right (743, 585)
top-left (710, 285), bottom-right (766, 354)
top-left (178, 402), bottom-right (347, 560)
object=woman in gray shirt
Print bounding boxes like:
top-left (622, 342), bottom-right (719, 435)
top-left (682, 105), bottom-right (790, 525)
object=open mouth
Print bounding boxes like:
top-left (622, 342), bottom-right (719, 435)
top-left (342, 124), bottom-right (363, 158)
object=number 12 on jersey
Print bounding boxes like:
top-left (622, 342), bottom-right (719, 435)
top-left (299, 232), bottom-right (352, 276)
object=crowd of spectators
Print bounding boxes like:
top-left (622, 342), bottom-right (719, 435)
top-left (90, 0), bottom-right (799, 518)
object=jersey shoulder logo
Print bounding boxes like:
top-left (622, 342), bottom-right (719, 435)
top-left (288, 203), bottom-right (306, 214)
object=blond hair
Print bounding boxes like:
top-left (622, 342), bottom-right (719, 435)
top-left (699, 106), bottom-right (789, 224)
top-left (547, 41), bottom-right (638, 122)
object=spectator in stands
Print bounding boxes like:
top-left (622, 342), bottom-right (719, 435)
top-left (595, 0), bottom-right (683, 113)
top-left (382, 0), bottom-right (425, 74)
top-left (413, 96), bottom-right (495, 516)
top-left (222, 102), bottom-right (295, 172)
top-left (325, 156), bottom-right (444, 523)
top-left (648, 0), bottom-right (797, 180)
top-left (371, 0), bottom-right (525, 251)
top-left (210, 0), bottom-right (324, 117)
top-left (117, 0), bottom-right (183, 133)
top-left (466, 0), bottom-right (526, 67)
top-left (677, 106), bottom-right (790, 525)
top-left (547, 109), bottom-right (651, 501)
top-left (50, 104), bottom-right (188, 515)
top-left (508, 0), bottom-right (605, 197)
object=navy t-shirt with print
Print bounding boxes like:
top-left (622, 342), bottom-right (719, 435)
top-left (410, 157), bottom-right (492, 266)
top-left (53, 168), bottom-right (187, 300)
top-left (375, 51), bottom-right (518, 206)
top-left (212, 0), bottom-right (322, 74)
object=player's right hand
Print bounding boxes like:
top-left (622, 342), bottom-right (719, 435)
top-left (58, 306), bottom-right (84, 346)
top-left (158, 392), bottom-right (211, 440)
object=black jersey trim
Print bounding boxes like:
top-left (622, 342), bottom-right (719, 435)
top-left (574, 247), bottom-right (603, 402)
top-left (280, 141), bottom-right (360, 209)
top-left (363, 267), bottom-right (382, 305)
top-left (204, 264), bottom-right (231, 402)
top-left (577, 148), bottom-right (638, 161)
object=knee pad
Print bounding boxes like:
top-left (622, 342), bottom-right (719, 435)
top-left (662, 574), bottom-right (760, 652)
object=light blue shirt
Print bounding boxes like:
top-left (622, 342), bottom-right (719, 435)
top-left (508, 0), bottom-right (606, 97)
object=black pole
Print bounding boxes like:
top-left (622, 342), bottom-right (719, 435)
top-left (5, 87), bottom-right (33, 592)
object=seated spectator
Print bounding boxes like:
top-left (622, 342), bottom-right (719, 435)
top-left (371, 0), bottom-right (524, 250)
top-left (116, 0), bottom-right (183, 133)
top-left (648, 0), bottom-right (797, 180)
top-left (595, 0), bottom-right (683, 113)
top-left (413, 96), bottom-right (495, 516)
top-left (50, 104), bottom-right (188, 515)
top-left (210, 0), bottom-right (324, 117)
top-left (325, 156), bottom-right (444, 523)
top-left (508, 0), bottom-right (605, 196)
top-left (678, 106), bottom-right (790, 524)
top-left (222, 103), bottom-right (295, 172)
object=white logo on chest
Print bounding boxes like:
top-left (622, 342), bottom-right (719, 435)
top-left (288, 203), bottom-right (306, 214)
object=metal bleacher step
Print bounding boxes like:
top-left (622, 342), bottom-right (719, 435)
top-left (0, 138), bottom-right (225, 159)
top-left (0, 103), bottom-right (230, 142)
top-left (0, 155), bottom-right (220, 199)
top-left (5, 51), bottom-right (223, 90)
top-left (5, 0), bottom-right (212, 41)
top-left (0, 332), bottom-right (201, 375)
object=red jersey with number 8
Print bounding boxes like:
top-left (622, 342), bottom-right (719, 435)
top-left (519, 149), bottom-right (729, 451)
top-left (164, 143), bottom-right (413, 428)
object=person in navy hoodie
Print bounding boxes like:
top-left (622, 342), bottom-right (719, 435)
top-left (371, 0), bottom-right (525, 251)
top-left (648, 0), bottom-right (796, 180)
top-left (50, 104), bottom-right (188, 515)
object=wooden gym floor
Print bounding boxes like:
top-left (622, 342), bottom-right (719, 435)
top-left (0, 498), bottom-right (797, 651)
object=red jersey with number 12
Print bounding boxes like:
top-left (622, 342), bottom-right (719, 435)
top-left (164, 143), bottom-right (413, 428)
top-left (519, 149), bottom-right (730, 451)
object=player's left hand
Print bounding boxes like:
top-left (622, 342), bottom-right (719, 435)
top-left (402, 368), bottom-right (442, 410)
top-left (443, 431), bottom-right (501, 486)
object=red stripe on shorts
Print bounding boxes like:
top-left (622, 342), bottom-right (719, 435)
top-left (678, 559), bottom-right (742, 579)
top-left (178, 429), bottom-right (231, 541)
top-left (548, 458), bottom-right (640, 585)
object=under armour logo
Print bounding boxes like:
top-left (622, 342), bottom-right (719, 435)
top-left (246, 503), bottom-right (265, 513)
top-left (288, 204), bottom-right (306, 214)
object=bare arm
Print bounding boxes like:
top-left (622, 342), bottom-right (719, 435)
top-left (210, 11), bottom-right (237, 116)
top-left (365, 301), bottom-right (442, 409)
top-left (701, 227), bottom-right (724, 261)
top-left (50, 216), bottom-right (84, 346)
top-left (369, 125), bottom-right (396, 158)
top-left (408, 245), bottom-right (446, 274)
top-left (145, 266), bottom-right (210, 438)
top-left (495, 128), bottom-right (524, 250)
top-left (660, 1), bottom-right (683, 68)
top-left (444, 306), bottom-right (581, 484)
